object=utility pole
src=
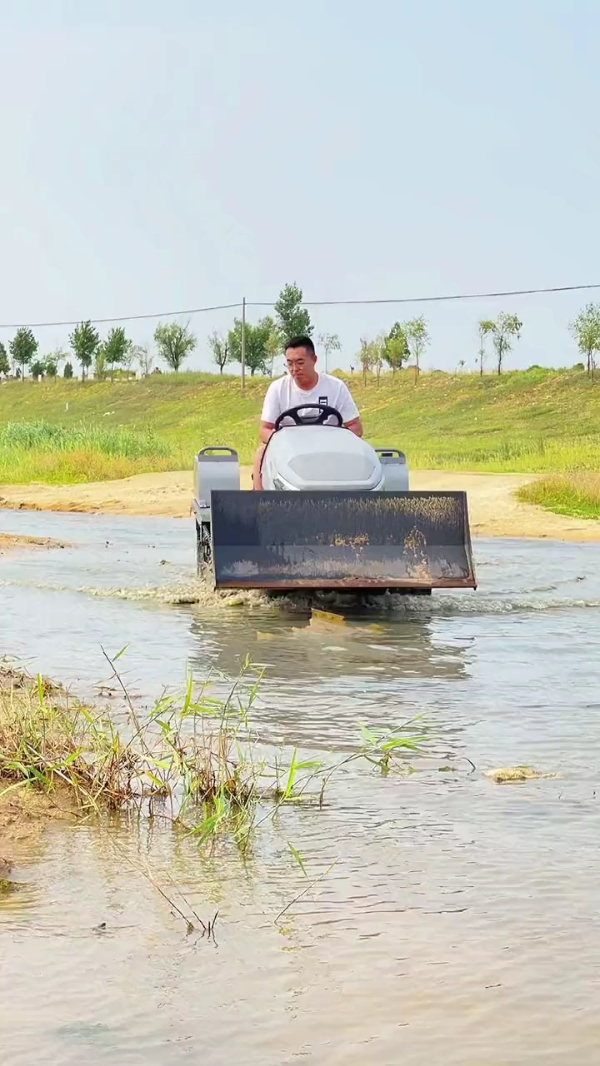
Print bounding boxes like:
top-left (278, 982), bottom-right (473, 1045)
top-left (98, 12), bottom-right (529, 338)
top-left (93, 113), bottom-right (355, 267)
top-left (241, 296), bottom-right (246, 390)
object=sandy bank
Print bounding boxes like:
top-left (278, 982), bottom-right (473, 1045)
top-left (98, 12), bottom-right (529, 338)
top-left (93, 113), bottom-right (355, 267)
top-left (0, 532), bottom-right (67, 555)
top-left (1, 469), bottom-right (600, 542)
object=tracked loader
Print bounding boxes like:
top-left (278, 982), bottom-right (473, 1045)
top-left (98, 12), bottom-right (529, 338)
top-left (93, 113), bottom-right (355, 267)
top-left (192, 404), bottom-right (476, 594)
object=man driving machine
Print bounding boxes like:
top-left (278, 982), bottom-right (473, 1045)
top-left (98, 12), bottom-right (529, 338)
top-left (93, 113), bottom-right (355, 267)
top-left (253, 335), bottom-right (363, 489)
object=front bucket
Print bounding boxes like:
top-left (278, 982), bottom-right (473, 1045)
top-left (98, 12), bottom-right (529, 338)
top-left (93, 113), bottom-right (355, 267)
top-left (210, 491), bottom-right (476, 591)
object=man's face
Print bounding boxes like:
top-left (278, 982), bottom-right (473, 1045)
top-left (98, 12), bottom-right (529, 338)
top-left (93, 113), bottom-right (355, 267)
top-left (285, 347), bottom-right (317, 388)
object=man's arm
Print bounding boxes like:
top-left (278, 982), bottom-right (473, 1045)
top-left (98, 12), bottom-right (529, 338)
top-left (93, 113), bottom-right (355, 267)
top-left (338, 381), bottom-right (363, 436)
top-left (344, 417), bottom-right (363, 437)
top-left (259, 382), bottom-right (280, 443)
top-left (259, 421), bottom-right (275, 444)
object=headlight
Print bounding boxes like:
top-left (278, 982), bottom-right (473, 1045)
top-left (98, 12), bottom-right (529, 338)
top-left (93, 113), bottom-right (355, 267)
top-left (272, 475), bottom-right (298, 491)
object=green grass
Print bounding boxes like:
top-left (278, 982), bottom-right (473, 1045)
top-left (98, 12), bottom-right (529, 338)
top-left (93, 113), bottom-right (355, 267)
top-left (0, 420), bottom-right (179, 484)
top-left (517, 473), bottom-right (600, 519)
top-left (0, 421), bottom-right (172, 457)
top-left (0, 365), bottom-right (600, 482)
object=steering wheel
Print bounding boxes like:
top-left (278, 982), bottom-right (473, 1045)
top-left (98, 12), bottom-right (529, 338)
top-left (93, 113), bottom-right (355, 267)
top-left (274, 404), bottom-right (344, 431)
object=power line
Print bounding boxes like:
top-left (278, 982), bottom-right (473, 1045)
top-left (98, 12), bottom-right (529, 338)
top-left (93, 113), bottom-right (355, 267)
top-left (248, 281), bottom-right (600, 308)
top-left (0, 301), bottom-right (241, 331)
top-left (0, 281), bottom-right (599, 331)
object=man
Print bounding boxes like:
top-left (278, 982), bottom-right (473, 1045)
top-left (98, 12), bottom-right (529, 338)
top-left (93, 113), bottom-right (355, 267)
top-left (253, 335), bottom-right (363, 488)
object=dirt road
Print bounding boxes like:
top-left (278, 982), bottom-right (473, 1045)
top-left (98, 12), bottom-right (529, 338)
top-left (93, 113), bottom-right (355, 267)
top-left (1, 469), bottom-right (599, 541)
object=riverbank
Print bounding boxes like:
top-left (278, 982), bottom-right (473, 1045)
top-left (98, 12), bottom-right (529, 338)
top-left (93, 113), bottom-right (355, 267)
top-left (2, 467), bottom-right (600, 541)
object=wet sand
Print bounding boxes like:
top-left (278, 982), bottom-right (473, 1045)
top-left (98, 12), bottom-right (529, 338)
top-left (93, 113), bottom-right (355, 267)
top-left (0, 533), bottom-right (67, 555)
top-left (1, 468), bottom-right (599, 541)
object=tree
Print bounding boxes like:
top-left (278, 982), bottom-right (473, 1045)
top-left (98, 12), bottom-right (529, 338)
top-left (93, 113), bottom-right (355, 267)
top-left (154, 321), bottom-right (197, 372)
top-left (101, 326), bottom-right (132, 381)
top-left (94, 347), bottom-right (107, 381)
top-left (477, 319), bottom-right (495, 377)
top-left (405, 317), bottom-right (430, 374)
top-left (30, 359), bottom-right (46, 380)
top-left (63, 362), bottom-right (74, 379)
top-left (44, 355), bottom-right (59, 379)
top-left (265, 328), bottom-right (282, 377)
top-left (372, 333), bottom-right (386, 382)
top-left (274, 282), bottom-right (313, 342)
top-left (317, 332), bottom-right (341, 373)
top-left (208, 331), bottom-right (230, 375)
top-left (69, 321), bottom-right (100, 381)
top-left (491, 312), bottom-right (522, 375)
top-left (10, 328), bottom-right (38, 378)
top-left (46, 348), bottom-right (66, 379)
top-left (133, 344), bottom-right (154, 377)
top-left (0, 343), bottom-right (9, 377)
top-left (383, 323), bottom-right (409, 375)
top-left (228, 316), bottom-right (275, 376)
top-left (358, 337), bottom-right (375, 384)
top-left (570, 303), bottom-right (600, 377)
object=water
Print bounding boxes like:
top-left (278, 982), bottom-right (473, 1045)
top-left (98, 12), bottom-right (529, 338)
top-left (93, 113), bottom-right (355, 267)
top-left (2, 509), bottom-right (600, 1063)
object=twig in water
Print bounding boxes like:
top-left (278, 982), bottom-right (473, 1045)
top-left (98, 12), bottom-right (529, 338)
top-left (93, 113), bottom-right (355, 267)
top-left (105, 837), bottom-right (207, 935)
top-left (275, 860), bottom-right (337, 925)
top-left (206, 911), bottom-right (219, 942)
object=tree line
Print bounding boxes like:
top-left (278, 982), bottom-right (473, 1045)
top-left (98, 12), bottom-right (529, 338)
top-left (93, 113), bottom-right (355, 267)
top-left (0, 320), bottom-right (198, 382)
top-left (0, 282), bottom-right (314, 381)
top-left (1, 284), bottom-right (600, 381)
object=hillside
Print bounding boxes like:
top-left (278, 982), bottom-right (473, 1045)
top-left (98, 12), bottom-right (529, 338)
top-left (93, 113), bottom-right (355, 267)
top-left (0, 367), bottom-right (599, 482)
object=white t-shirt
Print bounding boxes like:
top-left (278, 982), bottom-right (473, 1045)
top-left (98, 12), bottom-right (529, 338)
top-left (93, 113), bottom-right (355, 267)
top-left (261, 373), bottom-right (360, 427)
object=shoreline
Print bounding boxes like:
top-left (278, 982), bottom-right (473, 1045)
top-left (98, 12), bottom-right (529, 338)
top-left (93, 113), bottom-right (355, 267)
top-left (1, 468), bottom-right (600, 542)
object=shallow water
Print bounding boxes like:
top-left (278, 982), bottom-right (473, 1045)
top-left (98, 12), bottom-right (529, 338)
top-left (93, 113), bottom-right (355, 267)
top-left (2, 509), bottom-right (600, 1063)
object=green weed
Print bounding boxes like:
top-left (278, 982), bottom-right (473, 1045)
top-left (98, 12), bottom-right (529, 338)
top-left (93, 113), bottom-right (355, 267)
top-left (0, 658), bottom-right (432, 847)
top-left (0, 420), bottom-right (177, 484)
top-left (517, 473), bottom-right (600, 519)
top-left (0, 421), bottom-right (171, 458)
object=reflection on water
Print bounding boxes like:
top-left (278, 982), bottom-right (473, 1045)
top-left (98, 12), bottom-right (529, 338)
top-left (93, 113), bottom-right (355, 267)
top-left (187, 609), bottom-right (471, 749)
top-left (2, 509), bottom-right (600, 1062)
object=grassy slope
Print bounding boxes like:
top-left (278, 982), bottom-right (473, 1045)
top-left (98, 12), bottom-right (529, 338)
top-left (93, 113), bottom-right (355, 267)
top-left (0, 366), bottom-right (599, 479)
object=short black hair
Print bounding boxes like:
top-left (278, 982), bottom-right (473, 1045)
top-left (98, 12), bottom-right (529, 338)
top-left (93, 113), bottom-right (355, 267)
top-left (286, 335), bottom-right (316, 355)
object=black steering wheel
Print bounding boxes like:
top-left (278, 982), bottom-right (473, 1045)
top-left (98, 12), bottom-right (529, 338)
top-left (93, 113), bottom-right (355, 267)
top-left (274, 404), bottom-right (344, 431)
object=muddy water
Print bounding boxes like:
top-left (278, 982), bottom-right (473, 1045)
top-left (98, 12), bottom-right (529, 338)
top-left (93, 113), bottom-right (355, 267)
top-left (2, 509), bottom-right (600, 1063)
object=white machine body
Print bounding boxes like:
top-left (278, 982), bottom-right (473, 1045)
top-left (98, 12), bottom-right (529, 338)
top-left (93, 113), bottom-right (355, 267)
top-left (261, 426), bottom-right (409, 492)
top-left (193, 430), bottom-right (409, 518)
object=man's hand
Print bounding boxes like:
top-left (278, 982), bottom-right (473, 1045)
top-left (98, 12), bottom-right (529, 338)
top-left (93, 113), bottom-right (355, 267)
top-left (344, 418), bottom-right (363, 438)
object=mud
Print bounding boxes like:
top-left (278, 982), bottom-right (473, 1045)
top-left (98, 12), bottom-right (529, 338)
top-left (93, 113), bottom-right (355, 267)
top-left (0, 784), bottom-right (74, 841)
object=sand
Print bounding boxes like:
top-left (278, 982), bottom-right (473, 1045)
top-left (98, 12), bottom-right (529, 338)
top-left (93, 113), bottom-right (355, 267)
top-left (0, 468), bottom-right (599, 542)
top-left (0, 533), bottom-right (67, 555)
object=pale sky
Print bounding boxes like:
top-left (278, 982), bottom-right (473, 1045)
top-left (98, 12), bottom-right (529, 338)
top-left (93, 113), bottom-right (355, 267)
top-left (1, 0), bottom-right (599, 372)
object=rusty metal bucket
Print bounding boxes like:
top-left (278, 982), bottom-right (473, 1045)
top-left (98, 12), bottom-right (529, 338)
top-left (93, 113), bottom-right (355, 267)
top-left (210, 491), bottom-right (476, 591)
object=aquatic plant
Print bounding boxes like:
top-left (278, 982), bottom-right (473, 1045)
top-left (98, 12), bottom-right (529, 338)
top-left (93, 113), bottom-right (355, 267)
top-left (0, 655), bottom-right (432, 847)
